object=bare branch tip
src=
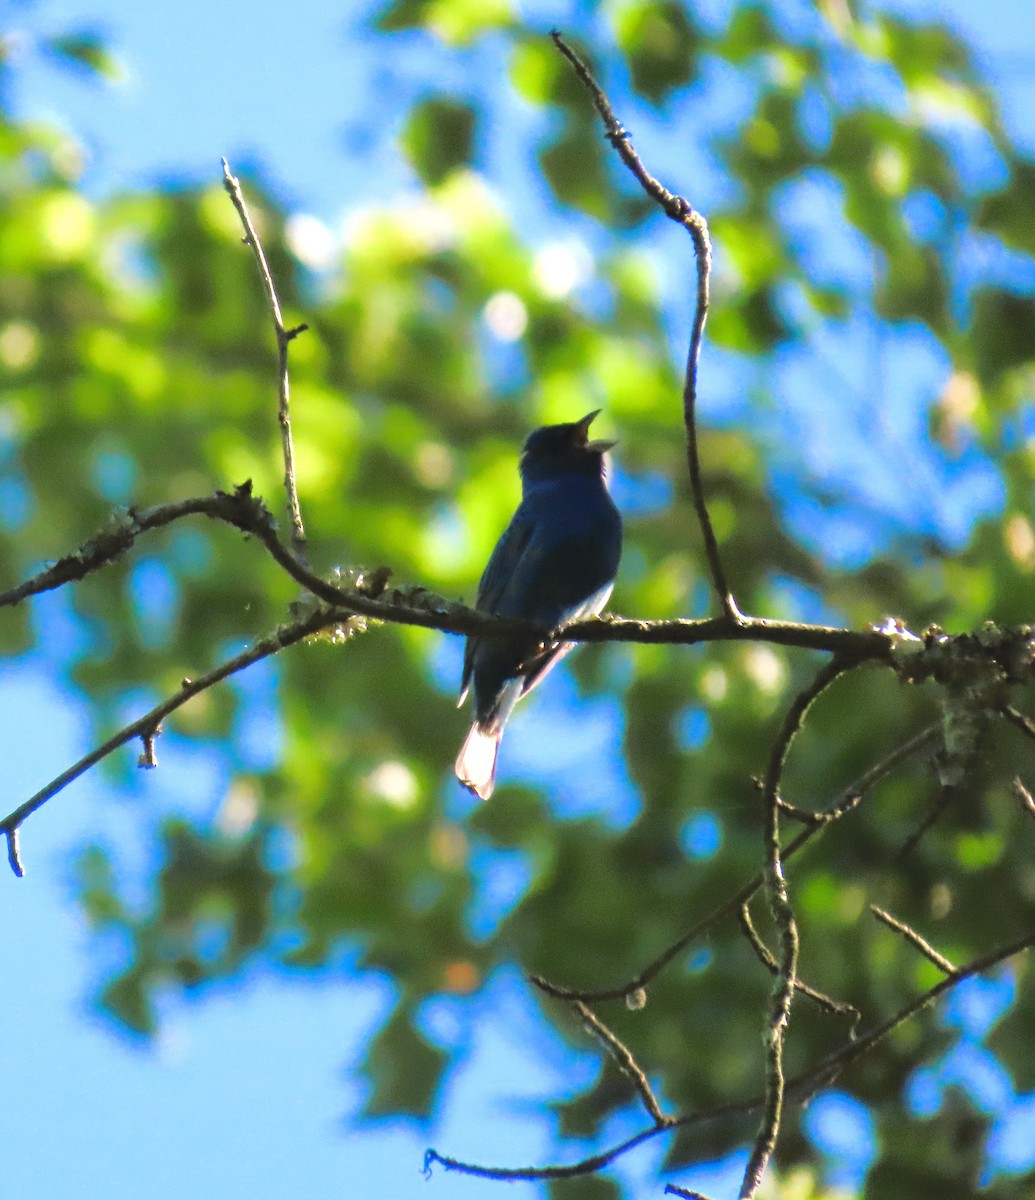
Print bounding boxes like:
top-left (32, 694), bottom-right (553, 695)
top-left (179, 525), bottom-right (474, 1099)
top-left (870, 904), bottom-right (957, 975)
top-left (6, 827), bottom-right (24, 878)
top-left (1014, 776), bottom-right (1035, 819)
top-left (138, 724), bottom-right (161, 770)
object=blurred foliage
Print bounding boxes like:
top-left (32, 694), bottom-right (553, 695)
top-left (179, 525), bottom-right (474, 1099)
top-left (3, 2), bottom-right (1035, 1197)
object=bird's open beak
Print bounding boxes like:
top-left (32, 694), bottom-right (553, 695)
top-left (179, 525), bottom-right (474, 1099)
top-left (574, 409), bottom-right (617, 453)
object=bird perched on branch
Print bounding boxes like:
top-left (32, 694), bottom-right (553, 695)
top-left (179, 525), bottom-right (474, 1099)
top-left (456, 411), bottom-right (622, 800)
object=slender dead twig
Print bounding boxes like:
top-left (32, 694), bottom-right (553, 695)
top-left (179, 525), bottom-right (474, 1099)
top-left (0, 603), bottom-right (342, 876)
top-left (1001, 704), bottom-right (1035, 744)
top-left (222, 158), bottom-right (309, 561)
top-left (550, 31), bottom-right (739, 622)
top-left (895, 784), bottom-right (957, 860)
top-left (530, 727), bottom-right (939, 1006)
top-left (1014, 776), bottom-right (1035, 821)
top-left (870, 906), bottom-right (957, 975)
top-left (740, 656), bottom-right (852, 1199)
top-left (574, 1000), bottom-right (670, 1128)
top-left (0, 493), bottom-right (270, 610)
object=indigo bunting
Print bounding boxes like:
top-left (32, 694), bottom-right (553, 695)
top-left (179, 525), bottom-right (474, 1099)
top-left (455, 411), bottom-right (622, 799)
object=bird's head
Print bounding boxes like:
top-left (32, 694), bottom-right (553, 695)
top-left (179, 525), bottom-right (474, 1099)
top-left (519, 411), bottom-right (616, 483)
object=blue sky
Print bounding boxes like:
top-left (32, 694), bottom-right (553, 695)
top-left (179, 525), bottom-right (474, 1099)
top-left (5, 1), bottom-right (1035, 1198)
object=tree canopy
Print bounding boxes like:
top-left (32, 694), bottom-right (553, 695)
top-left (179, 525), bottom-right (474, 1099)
top-left (2, 3), bottom-right (1035, 1197)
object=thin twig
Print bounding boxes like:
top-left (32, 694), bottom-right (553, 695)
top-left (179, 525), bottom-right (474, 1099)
top-left (1014, 776), bottom-right (1035, 821)
top-left (0, 604), bottom-right (341, 875)
top-left (738, 902), bottom-right (861, 1030)
top-left (551, 31), bottom-right (740, 622)
top-left (1001, 704), bottom-right (1035, 744)
top-left (530, 724), bottom-right (939, 1004)
top-left (895, 784), bottom-right (957, 860)
top-left (574, 1000), bottom-right (669, 1127)
top-left (870, 906), bottom-right (957, 975)
top-left (222, 158), bottom-right (309, 561)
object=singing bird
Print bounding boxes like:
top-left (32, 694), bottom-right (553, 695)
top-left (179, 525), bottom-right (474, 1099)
top-left (455, 412), bottom-right (622, 799)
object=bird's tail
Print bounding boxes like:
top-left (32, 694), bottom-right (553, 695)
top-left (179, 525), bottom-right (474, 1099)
top-left (455, 723), bottom-right (502, 801)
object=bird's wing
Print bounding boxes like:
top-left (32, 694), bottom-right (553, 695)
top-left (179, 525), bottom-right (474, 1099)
top-left (475, 504), bottom-right (538, 613)
top-left (458, 505), bottom-right (538, 705)
top-left (516, 580), bottom-right (614, 699)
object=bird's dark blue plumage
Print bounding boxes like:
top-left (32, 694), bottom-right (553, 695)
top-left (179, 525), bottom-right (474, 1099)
top-left (456, 411), bottom-right (622, 799)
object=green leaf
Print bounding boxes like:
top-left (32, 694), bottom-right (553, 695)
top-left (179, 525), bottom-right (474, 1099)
top-left (877, 242), bottom-right (949, 331)
top-left (360, 1007), bottom-right (449, 1118)
top-left (373, 0), bottom-right (513, 45)
top-left (976, 159), bottom-right (1035, 257)
top-left (971, 287), bottom-right (1035, 387)
top-left (44, 33), bottom-right (124, 82)
top-left (400, 96), bottom-right (476, 185)
top-left (510, 35), bottom-right (598, 107)
top-left (614, 0), bottom-right (701, 105)
top-left (100, 969), bottom-right (155, 1037)
top-left (538, 121), bottom-right (611, 220)
top-left (720, 5), bottom-right (778, 62)
top-left (547, 1175), bottom-right (622, 1200)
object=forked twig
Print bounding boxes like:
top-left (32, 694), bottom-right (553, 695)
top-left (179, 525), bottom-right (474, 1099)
top-left (0, 479), bottom-right (906, 866)
top-left (550, 31), bottom-right (740, 622)
top-left (222, 158), bottom-right (309, 561)
top-left (739, 902), bottom-right (861, 1030)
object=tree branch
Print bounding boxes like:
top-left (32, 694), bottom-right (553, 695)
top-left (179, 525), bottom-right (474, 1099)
top-left (786, 928), bottom-right (1035, 1101)
top-left (428, 926), bottom-right (1034, 1188)
top-left (0, 483), bottom-right (897, 658)
top-left (551, 31), bottom-right (740, 622)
